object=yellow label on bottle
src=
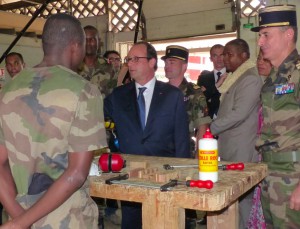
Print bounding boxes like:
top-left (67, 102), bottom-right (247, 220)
top-left (198, 150), bottom-right (218, 172)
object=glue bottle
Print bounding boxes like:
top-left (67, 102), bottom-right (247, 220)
top-left (198, 128), bottom-right (218, 182)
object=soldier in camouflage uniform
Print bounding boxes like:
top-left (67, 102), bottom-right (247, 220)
top-left (78, 27), bottom-right (121, 227)
top-left (103, 50), bottom-right (122, 81)
top-left (5, 52), bottom-right (25, 78)
top-left (162, 45), bottom-right (211, 157)
top-left (0, 14), bottom-right (107, 229)
top-left (252, 5), bottom-right (300, 228)
top-left (162, 45), bottom-right (211, 229)
top-left (78, 25), bottom-right (116, 98)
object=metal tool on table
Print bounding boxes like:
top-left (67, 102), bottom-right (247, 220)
top-left (218, 162), bottom-right (244, 170)
top-left (160, 179), bottom-right (213, 191)
top-left (163, 164), bottom-right (198, 170)
top-left (104, 174), bottom-right (213, 192)
top-left (163, 162), bottom-right (244, 171)
top-left (105, 173), bottom-right (129, 184)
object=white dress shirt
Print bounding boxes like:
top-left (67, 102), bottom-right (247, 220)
top-left (213, 68), bottom-right (226, 83)
top-left (135, 76), bottom-right (156, 124)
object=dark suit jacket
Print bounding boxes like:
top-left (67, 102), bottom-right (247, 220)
top-left (197, 71), bottom-right (220, 119)
top-left (104, 80), bottom-right (190, 158)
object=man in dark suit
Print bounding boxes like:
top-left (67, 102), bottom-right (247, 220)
top-left (197, 44), bottom-right (226, 119)
top-left (104, 41), bottom-right (190, 229)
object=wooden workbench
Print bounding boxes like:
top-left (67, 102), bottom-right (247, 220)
top-left (90, 154), bottom-right (267, 229)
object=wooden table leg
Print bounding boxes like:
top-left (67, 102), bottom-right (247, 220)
top-left (207, 201), bottom-right (239, 229)
top-left (142, 193), bottom-right (185, 229)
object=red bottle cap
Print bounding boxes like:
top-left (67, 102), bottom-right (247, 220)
top-left (203, 128), bottom-right (214, 138)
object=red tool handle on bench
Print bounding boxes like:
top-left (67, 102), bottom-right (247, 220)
top-left (186, 180), bottom-right (214, 189)
top-left (222, 162), bottom-right (244, 170)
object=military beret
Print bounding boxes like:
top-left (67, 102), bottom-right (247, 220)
top-left (251, 4), bottom-right (297, 32)
top-left (161, 45), bottom-right (189, 61)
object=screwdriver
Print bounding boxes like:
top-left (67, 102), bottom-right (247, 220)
top-left (181, 179), bottom-right (214, 189)
top-left (219, 162), bottom-right (244, 170)
top-left (160, 179), bottom-right (213, 191)
top-left (163, 162), bottom-right (245, 171)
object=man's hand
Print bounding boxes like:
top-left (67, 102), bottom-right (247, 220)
top-left (195, 124), bottom-right (209, 158)
top-left (0, 145), bottom-right (25, 219)
top-left (216, 73), bottom-right (228, 88)
top-left (290, 183), bottom-right (300, 210)
top-left (200, 86), bottom-right (206, 92)
top-left (0, 219), bottom-right (29, 229)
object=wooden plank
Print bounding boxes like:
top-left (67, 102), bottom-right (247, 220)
top-left (0, 11), bottom-right (45, 35)
top-left (142, 192), bottom-right (185, 229)
top-left (129, 161), bottom-right (149, 170)
top-left (207, 201), bottom-right (239, 229)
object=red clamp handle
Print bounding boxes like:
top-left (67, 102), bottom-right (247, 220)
top-left (186, 180), bottom-right (214, 189)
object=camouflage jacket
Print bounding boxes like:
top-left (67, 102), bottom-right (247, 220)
top-left (179, 78), bottom-right (211, 135)
top-left (257, 49), bottom-right (300, 153)
top-left (78, 58), bottom-right (117, 98)
top-left (0, 66), bottom-right (107, 228)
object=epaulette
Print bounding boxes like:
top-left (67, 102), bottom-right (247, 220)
top-left (187, 82), bottom-right (200, 90)
top-left (98, 57), bottom-right (108, 65)
top-left (193, 84), bottom-right (200, 90)
top-left (296, 58), bottom-right (300, 70)
top-left (186, 82), bottom-right (201, 96)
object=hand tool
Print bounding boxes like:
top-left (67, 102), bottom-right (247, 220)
top-left (160, 179), bottom-right (213, 191)
top-left (105, 173), bottom-right (129, 184)
top-left (218, 162), bottom-right (244, 170)
top-left (163, 162), bottom-right (244, 171)
top-left (163, 164), bottom-right (198, 170)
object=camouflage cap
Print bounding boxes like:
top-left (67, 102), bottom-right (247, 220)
top-left (251, 5), bottom-right (297, 32)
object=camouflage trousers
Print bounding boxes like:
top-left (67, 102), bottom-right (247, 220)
top-left (261, 162), bottom-right (300, 229)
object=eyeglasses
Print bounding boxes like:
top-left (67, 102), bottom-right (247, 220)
top-left (108, 57), bottom-right (122, 62)
top-left (124, 56), bottom-right (149, 64)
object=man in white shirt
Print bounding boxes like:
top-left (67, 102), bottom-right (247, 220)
top-left (197, 44), bottom-right (226, 119)
top-left (104, 41), bottom-right (190, 229)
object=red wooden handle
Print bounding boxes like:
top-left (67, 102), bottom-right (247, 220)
top-left (187, 180), bottom-right (214, 189)
top-left (225, 163), bottom-right (244, 170)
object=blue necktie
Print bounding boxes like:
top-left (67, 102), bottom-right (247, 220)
top-left (137, 87), bottom-right (147, 129)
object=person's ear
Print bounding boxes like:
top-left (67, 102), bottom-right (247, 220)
top-left (149, 57), bottom-right (156, 68)
top-left (71, 41), bottom-right (80, 53)
top-left (182, 62), bottom-right (188, 72)
top-left (286, 28), bottom-right (294, 40)
top-left (241, 52), bottom-right (248, 60)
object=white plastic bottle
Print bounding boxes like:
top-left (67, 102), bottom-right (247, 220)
top-left (198, 128), bottom-right (218, 182)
